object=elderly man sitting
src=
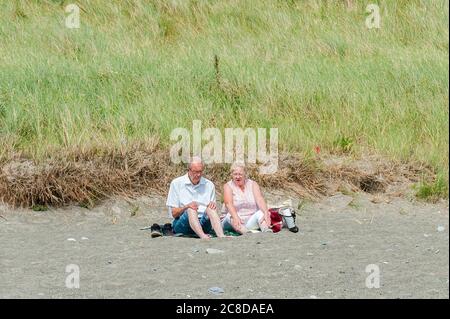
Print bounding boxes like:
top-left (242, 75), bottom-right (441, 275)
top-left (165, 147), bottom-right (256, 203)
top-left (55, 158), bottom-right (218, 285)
top-left (166, 157), bottom-right (226, 239)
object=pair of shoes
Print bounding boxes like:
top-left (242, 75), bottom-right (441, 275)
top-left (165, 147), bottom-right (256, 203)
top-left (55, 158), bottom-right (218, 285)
top-left (162, 223), bottom-right (173, 236)
top-left (150, 223), bottom-right (163, 238)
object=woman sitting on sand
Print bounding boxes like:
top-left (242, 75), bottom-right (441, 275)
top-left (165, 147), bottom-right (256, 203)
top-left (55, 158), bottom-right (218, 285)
top-left (221, 162), bottom-right (272, 234)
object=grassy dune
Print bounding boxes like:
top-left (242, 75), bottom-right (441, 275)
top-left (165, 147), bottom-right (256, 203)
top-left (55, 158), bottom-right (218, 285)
top-left (0, 0), bottom-right (448, 198)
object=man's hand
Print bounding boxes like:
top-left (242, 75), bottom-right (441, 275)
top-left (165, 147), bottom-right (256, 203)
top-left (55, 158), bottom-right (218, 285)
top-left (186, 201), bottom-right (199, 211)
top-left (207, 201), bottom-right (217, 210)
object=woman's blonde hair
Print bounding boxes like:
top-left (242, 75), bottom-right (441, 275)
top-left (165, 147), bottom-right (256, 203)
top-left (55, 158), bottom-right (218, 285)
top-left (230, 162), bottom-right (246, 175)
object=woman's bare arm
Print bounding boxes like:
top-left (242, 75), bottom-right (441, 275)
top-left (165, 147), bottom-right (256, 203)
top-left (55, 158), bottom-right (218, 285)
top-left (252, 181), bottom-right (271, 225)
top-left (224, 184), bottom-right (239, 220)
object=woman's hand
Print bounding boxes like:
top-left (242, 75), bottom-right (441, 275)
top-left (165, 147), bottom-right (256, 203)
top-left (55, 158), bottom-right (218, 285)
top-left (231, 215), bottom-right (247, 233)
top-left (264, 211), bottom-right (271, 227)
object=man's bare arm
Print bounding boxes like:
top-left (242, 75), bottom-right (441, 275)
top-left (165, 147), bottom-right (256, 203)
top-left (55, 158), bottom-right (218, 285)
top-left (171, 206), bottom-right (186, 219)
top-left (171, 202), bottom-right (198, 219)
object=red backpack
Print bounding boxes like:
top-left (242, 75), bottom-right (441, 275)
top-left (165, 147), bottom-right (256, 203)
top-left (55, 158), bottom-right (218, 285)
top-left (269, 208), bottom-right (284, 233)
top-left (269, 207), bottom-right (299, 233)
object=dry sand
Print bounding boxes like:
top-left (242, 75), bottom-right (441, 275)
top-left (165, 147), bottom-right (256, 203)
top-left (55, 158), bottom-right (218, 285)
top-left (0, 191), bottom-right (448, 299)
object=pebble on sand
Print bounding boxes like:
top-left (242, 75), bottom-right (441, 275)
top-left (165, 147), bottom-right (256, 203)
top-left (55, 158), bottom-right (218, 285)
top-left (67, 238), bottom-right (76, 241)
top-left (437, 226), bottom-right (445, 232)
top-left (206, 248), bottom-right (224, 254)
top-left (208, 287), bottom-right (224, 295)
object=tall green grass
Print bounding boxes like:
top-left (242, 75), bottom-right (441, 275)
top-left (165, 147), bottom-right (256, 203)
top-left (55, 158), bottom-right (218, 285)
top-left (0, 0), bottom-right (448, 196)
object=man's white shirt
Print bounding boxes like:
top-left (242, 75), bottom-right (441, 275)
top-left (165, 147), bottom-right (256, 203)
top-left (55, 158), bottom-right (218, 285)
top-left (166, 174), bottom-right (216, 218)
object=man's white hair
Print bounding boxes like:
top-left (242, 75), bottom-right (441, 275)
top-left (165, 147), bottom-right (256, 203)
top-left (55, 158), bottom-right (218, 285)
top-left (188, 156), bottom-right (204, 170)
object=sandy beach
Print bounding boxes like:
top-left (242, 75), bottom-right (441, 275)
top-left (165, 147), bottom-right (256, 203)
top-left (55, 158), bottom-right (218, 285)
top-left (0, 191), bottom-right (448, 299)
